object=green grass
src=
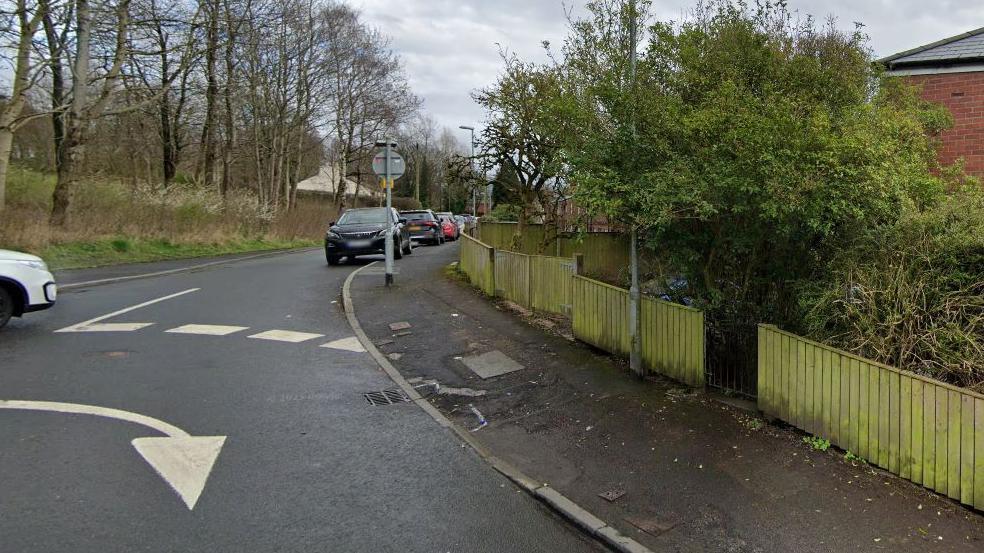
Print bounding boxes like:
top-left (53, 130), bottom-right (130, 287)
top-left (42, 237), bottom-right (319, 270)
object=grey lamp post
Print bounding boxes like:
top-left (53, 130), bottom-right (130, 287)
top-left (458, 125), bottom-right (476, 215)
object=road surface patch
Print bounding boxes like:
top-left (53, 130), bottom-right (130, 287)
top-left (247, 329), bottom-right (324, 343)
top-left (460, 350), bottom-right (524, 379)
top-left (166, 324), bottom-right (249, 336)
top-left (320, 336), bottom-right (366, 352)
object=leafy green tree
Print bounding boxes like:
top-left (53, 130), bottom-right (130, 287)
top-left (473, 55), bottom-right (565, 245)
top-left (555, 0), bottom-right (951, 324)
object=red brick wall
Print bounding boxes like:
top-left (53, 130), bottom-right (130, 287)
top-left (904, 71), bottom-right (984, 176)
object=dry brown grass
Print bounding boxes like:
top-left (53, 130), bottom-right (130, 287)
top-left (0, 168), bottom-right (334, 264)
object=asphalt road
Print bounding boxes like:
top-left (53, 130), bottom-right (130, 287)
top-left (0, 245), bottom-right (603, 552)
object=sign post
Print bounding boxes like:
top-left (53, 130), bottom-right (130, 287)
top-left (372, 141), bottom-right (405, 287)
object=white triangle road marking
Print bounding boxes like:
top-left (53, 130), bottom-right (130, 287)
top-left (319, 336), bottom-right (366, 353)
top-left (132, 436), bottom-right (226, 510)
top-left (59, 322), bottom-right (154, 332)
top-left (247, 330), bottom-right (324, 343)
top-left (166, 324), bottom-right (249, 336)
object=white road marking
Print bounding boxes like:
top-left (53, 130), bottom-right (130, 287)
top-left (69, 322), bottom-right (155, 332)
top-left (55, 288), bottom-right (200, 333)
top-left (132, 436), bottom-right (226, 510)
top-left (248, 329), bottom-right (324, 343)
top-left (166, 324), bottom-right (248, 336)
top-left (320, 336), bottom-right (366, 352)
top-left (0, 399), bottom-right (225, 510)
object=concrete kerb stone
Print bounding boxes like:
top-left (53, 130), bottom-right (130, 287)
top-left (60, 247), bottom-right (321, 291)
top-left (341, 261), bottom-right (657, 553)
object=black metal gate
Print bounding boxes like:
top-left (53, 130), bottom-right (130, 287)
top-left (705, 320), bottom-right (758, 398)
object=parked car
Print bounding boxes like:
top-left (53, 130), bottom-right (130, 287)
top-left (453, 215), bottom-right (467, 235)
top-left (434, 212), bottom-right (459, 241)
top-left (325, 207), bottom-right (411, 265)
top-left (400, 210), bottom-right (444, 245)
top-left (0, 249), bottom-right (57, 329)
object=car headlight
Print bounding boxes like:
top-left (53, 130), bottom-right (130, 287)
top-left (376, 229), bottom-right (388, 237)
top-left (328, 231), bottom-right (341, 239)
top-left (16, 259), bottom-right (48, 271)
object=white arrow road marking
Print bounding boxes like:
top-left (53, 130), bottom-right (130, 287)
top-left (0, 400), bottom-right (225, 510)
top-left (166, 324), bottom-right (248, 336)
top-left (55, 288), bottom-right (200, 333)
top-left (319, 336), bottom-right (366, 352)
top-left (248, 329), bottom-right (324, 343)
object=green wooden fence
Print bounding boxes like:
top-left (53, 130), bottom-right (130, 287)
top-left (478, 221), bottom-right (630, 277)
top-left (530, 255), bottom-right (577, 315)
top-left (572, 275), bottom-right (631, 357)
top-left (641, 296), bottom-right (705, 388)
top-left (494, 250), bottom-right (532, 307)
top-left (459, 234), bottom-right (495, 295)
top-left (758, 325), bottom-right (984, 510)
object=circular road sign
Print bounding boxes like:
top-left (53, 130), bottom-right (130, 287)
top-left (372, 151), bottom-right (405, 179)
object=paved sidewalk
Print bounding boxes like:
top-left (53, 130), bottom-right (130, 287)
top-left (350, 243), bottom-right (984, 553)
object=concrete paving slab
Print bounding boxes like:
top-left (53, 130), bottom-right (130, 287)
top-left (460, 350), bottom-right (524, 379)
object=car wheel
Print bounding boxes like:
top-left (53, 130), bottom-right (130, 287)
top-left (403, 240), bottom-right (412, 255)
top-left (394, 238), bottom-right (403, 259)
top-left (0, 286), bottom-right (13, 329)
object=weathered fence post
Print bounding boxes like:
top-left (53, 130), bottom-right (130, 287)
top-left (574, 253), bottom-right (584, 276)
top-left (487, 245), bottom-right (496, 296)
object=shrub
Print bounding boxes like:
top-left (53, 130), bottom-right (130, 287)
top-left (800, 186), bottom-right (984, 391)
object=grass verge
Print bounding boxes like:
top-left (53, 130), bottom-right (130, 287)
top-left (42, 237), bottom-right (319, 270)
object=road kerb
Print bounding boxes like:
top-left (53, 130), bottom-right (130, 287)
top-left (342, 261), bottom-right (656, 553)
top-left (60, 247), bottom-right (320, 291)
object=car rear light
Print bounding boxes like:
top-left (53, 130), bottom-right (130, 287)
top-left (425, 221), bottom-right (439, 228)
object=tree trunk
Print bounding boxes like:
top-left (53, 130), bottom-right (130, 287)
top-left (160, 91), bottom-right (176, 187)
top-left (0, 130), bottom-right (13, 209)
top-left (50, 128), bottom-right (84, 226)
top-left (197, 0), bottom-right (219, 189)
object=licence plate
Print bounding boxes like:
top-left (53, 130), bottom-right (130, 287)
top-left (409, 226), bottom-right (422, 231)
top-left (349, 240), bottom-right (371, 248)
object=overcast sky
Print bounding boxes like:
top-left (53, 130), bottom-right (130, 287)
top-left (355, 0), bottom-right (984, 138)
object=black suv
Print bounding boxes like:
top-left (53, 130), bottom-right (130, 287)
top-left (325, 207), bottom-right (412, 265)
top-left (400, 210), bottom-right (443, 245)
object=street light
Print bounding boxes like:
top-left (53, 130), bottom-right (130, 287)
top-left (458, 125), bottom-right (477, 216)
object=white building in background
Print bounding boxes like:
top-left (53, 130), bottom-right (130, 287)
top-left (297, 164), bottom-right (382, 200)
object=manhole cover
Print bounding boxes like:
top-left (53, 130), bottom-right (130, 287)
top-left (599, 488), bottom-right (626, 502)
top-left (364, 389), bottom-right (411, 406)
top-left (459, 350), bottom-right (524, 379)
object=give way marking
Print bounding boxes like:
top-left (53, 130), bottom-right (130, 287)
top-left (55, 288), bottom-right (200, 333)
top-left (0, 400), bottom-right (225, 510)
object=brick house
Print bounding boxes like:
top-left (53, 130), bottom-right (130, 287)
top-left (881, 27), bottom-right (984, 177)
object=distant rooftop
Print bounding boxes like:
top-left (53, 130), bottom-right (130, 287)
top-left (881, 26), bottom-right (984, 70)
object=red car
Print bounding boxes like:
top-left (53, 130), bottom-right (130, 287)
top-left (439, 217), bottom-right (458, 241)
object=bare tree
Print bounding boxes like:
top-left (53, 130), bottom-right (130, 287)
top-left (0, 0), bottom-right (52, 210)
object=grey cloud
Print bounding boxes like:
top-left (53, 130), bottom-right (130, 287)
top-left (358, 0), bottom-right (984, 131)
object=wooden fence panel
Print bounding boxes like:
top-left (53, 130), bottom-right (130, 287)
top-left (640, 296), bottom-right (704, 387)
top-left (494, 250), bottom-right (531, 308)
top-left (459, 234), bottom-right (494, 295)
top-left (758, 325), bottom-right (984, 511)
top-left (530, 255), bottom-right (576, 316)
top-left (478, 222), bottom-right (630, 277)
top-left (572, 275), bottom-right (630, 357)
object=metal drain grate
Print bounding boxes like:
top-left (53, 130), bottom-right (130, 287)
top-left (364, 389), bottom-right (411, 406)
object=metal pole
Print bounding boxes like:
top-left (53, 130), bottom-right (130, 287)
top-left (627, 0), bottom-right (642, 378)
top-left (384, 139), bottom-right (394, 287)
top-left (469, 128), bottom-right (477, 215)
